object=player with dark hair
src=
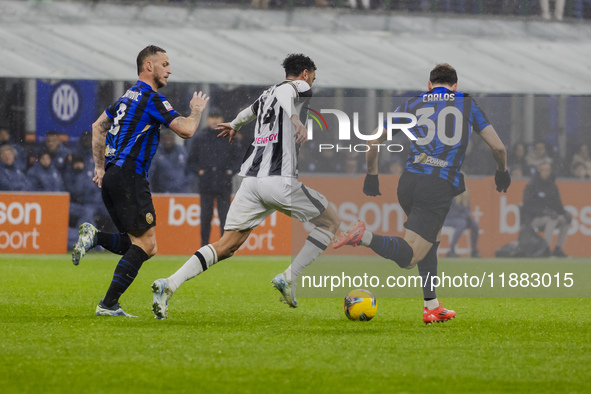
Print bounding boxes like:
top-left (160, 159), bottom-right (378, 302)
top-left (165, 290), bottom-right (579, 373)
top-left (334, 63), bottom-right (511, 324)
top-left (150, 53), bottom-right (341, 319)
top-left (281, 53), bottom-right (317, 78)
top-left (72, 45), bottom-right (209, 317)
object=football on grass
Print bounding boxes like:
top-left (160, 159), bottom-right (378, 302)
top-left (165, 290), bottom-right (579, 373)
top-left (343, 289), bottom-right (377, 321)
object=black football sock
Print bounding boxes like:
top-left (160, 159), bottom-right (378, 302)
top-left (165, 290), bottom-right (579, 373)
top-left (102, 245), bottom-right (149, 308)
top-left (368, 235), bottom-right (414, 268)
top-left (418, 242), bottom-right (440, 300)
top-left (97, 232), bottom-right (132, 255)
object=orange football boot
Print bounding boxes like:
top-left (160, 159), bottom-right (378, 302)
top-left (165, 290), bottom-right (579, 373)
top-left (333, 220), bottom-right (366, 249)
top-left (423, 302), bottom-right (456, 325)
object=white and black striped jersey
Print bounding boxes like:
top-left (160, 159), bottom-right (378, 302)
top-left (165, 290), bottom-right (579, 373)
top-left (238, 80), bottom-right (312, 178)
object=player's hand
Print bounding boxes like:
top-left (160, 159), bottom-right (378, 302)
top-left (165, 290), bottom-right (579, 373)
top-left (294, 122), bottom-right (308, 144)
top-left (495, 170), bottom-right (511, 193)
top-left (93, 167), bottom-right (105, 188)
top-left (216, 123), bottom-right (237, 144)
top-left (363, 174), bottom-right (381, 196)
top-left (190, 91), bottom-right (210, 112)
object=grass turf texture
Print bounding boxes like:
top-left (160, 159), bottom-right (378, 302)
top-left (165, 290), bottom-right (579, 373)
top-left (1, 254), bottom-right (590, 394)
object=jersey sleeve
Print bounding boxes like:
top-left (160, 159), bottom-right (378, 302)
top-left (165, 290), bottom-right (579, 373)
top-left (229, 104), bottom-right (257, 131)
top-left (275, 83), bottom-right (298, 118)
top-left (149, 94), bottom-right (181, 127)
top-left (105, 101), bottom-right (118, 119)
top-left (470, 99), bottom-right (491, 133)
top-left (251, 98), bottom-right (261, 114)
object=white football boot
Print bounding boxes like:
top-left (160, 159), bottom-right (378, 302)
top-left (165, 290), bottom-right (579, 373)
top-left (271, 273), bottom-right (297, 308)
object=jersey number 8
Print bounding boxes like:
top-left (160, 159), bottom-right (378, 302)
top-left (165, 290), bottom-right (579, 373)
top-left (109, 103), bottom-right (128, 136)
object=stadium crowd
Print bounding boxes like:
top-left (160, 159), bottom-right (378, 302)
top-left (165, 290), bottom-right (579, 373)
top-left (1, 113), bottom-right (586, 254)
top-left (1, 125), bottom-right (589, 195)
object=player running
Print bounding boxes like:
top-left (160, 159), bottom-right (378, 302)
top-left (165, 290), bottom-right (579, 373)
top-left (151, 54), bottom-right (341, 319)
top-left (333, 63), bottom-right (511, 324)
top-left (72, 45), bottom-right (209, 317)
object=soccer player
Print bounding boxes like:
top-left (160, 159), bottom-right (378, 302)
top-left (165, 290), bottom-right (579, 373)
top-left (333, 64), bottom-right (511, 324)
top-left (72, 45), bottom-right (210, 317)
top-left (151, 54), bottom-right (341, 319)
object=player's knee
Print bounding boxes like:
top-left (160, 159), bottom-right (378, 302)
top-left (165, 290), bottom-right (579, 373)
top-left (140, 236), bottom-right (157, 258)
top-left (405, 245), bottom-right (425, 269)
top-left (149, 243), bottom-right (157, 258)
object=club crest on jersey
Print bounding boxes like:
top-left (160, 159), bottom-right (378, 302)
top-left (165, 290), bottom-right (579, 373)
top-left (163, 101), bottom-right (174, 112)
top-left (414, 153), bottom-right (448, 168)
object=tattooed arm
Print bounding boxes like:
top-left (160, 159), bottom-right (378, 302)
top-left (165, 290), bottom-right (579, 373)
top-left (91, 112), bottom-right (113, 188)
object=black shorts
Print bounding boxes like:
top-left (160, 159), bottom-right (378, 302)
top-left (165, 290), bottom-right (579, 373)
top-left (396, 171), bottom-right (455, 243)
top-left (101, 164), bottom-right (156, 234)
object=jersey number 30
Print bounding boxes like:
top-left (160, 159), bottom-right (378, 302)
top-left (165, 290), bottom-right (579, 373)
top-left (415, 106), bottom-right (464, 146)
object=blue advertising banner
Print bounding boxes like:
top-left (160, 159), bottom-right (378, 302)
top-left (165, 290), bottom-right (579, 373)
top-left (36, 80), bottom-right (97, 142)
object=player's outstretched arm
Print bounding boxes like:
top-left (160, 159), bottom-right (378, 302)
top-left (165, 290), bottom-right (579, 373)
top-left (479, 125), bottom-right (511, 192)
top-left (91, 112), bottom-right (113, 188)
top-left (217, 105), bottom-right (257, 144)
top-left (169, 91), bottom-right (209, 139)
top-left (363, 127), bottom-right (387, 196)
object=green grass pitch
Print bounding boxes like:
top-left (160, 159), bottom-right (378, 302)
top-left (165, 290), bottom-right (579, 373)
top-left (1, 253), bottom-right (590, 393)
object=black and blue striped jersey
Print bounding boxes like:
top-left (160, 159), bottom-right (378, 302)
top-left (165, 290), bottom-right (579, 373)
top-left (388, 87), bottom-right (490, 192)
top-left (104, 81), bottom-right (180, 176)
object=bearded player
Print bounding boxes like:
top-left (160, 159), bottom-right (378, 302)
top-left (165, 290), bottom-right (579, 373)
top-left (151, 54), bottom-right (341, 319)
top-left (71, 45), bottom-right (210, 317)
top-left (333, 63), bottom-right (511, 324)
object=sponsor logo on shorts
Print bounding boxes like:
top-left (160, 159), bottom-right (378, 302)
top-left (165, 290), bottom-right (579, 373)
top-left (413, 153), bottom-right (448, 168)
top-left (146, 213), bottom-right (154, 224)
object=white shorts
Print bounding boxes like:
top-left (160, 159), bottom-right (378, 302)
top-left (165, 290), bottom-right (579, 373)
top-left (224, 176), bottom-right (328, 231)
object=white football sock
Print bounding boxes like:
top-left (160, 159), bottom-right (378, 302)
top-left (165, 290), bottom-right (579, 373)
top-left (168, 245), bottom-right (218, 292)
top-left (284, 227), bottom-right (333, 283)
top-left (360, 231), bottom-right (373, 247)
top-left (425, 298), bottom-right (439, 310)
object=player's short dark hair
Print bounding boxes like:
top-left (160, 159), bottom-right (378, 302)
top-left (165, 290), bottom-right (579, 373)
top-left (46, 130), bottom-right (59, 137)
top-left (282, 54), bottom-right (316, 78)
top-left (429, 63), bottom-right (458, 86)
top-left (137, 45), bottom-right (166, 75)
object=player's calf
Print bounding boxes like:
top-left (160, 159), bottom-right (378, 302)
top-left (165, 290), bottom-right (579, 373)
top-left (212, 229), bottom-right (251, 261)
top-left (310, 204), bottom-right (341, 235)
top-left (333, 221), bottom-right (414, 268)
